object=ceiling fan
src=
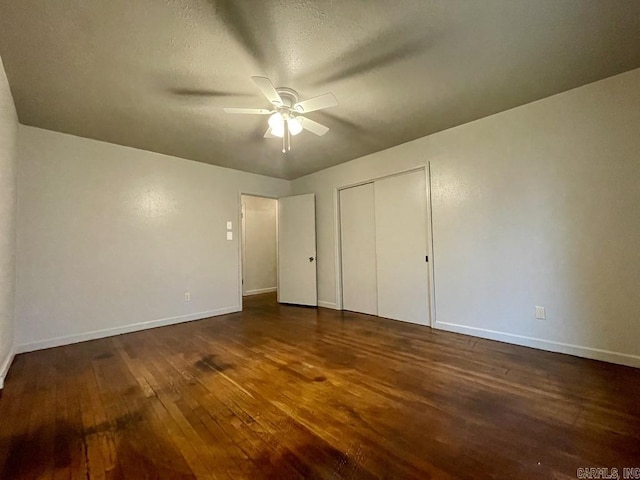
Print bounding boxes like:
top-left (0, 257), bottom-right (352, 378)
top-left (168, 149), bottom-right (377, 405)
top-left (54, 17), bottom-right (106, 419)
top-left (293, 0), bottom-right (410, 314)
top-left (223, 76), bottom-right (338, 153)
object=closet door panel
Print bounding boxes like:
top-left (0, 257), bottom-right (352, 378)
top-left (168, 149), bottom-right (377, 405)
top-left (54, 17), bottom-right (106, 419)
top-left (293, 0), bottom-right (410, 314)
top-left (340, 183), bottom-right (378, 315)
top-left (375, 170), bottom-right (429, 325)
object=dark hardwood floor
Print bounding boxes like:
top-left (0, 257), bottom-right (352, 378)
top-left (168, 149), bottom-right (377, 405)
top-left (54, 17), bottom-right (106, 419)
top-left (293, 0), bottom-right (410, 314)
top-left (1, 293), bottom-right (639, 479)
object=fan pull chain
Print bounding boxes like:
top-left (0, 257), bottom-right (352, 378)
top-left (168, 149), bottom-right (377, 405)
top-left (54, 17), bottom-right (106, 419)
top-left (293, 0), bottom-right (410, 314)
top-left (282, 119), bottom-right (291, 153)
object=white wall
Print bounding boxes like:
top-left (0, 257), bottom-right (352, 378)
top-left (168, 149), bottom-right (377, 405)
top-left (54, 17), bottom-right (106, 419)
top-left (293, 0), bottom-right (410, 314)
top-left (241, 195), bottom-right (277, 295)
top-left (0, 55), bottom-right (18, 388)
top-left (16, 126), bottom-right (290, 351)
top-left (292, 68), bottom-right (640, 367)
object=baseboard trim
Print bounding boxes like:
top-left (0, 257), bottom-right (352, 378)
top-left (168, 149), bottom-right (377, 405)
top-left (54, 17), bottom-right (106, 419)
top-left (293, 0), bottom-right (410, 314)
top-left (435, 321), bottom-right (640, 368)
top-left (318, 301), bottom-right (339, 310)
top-left (16, 306), bottom-right (241, 354)
top-left (0, 347), bottom-right (16, 389)
top-left (243, 287), bottom-right (277, 296)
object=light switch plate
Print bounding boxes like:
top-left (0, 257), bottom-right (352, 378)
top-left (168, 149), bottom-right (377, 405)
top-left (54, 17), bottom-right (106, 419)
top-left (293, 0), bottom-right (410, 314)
top-left (535, 306), bottom-right (546, 319)
top-left (226, 221), bottom-right (232, 230)
top-left (227, 231), bottom-right (233, 240)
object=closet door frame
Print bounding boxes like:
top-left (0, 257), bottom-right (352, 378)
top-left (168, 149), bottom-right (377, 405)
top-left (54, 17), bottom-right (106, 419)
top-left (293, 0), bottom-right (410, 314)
top-left (335, 165), bottom-right (436, 327)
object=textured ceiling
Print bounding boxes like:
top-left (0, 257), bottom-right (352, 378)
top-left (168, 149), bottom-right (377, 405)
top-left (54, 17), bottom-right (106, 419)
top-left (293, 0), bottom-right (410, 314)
top-left (1, 1), bottom-right (639, 179)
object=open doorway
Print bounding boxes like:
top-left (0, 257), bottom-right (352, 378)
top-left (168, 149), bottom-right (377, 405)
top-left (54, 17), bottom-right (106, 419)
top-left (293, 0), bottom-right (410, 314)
top-left (241, 195), bottom-right (278, 299)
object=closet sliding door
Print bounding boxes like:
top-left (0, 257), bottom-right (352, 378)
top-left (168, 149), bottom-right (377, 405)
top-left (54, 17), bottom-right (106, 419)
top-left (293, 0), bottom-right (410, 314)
top-left (339, 169), bottom-right (429, 325)
top-left (340, 183), bottom-right (378, 315)
top-left (374, 170), bottom-right (429, 325)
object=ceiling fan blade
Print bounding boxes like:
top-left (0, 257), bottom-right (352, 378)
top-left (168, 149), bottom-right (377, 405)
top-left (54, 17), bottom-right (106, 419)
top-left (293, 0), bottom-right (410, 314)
top-left (251, 76), bottom-right (283, 106)
top-left (315, 111), bottom-right (366, 132)
top-left (264, 127), bottom-right (277, 138)
top-left (214, 0), bottom-right (276, 70)
top-left (170, 88), bottom-right (251, 98)
top-left (223, 107), bottom-right (272, 114)
top-left (299, 21), bottom-right (434, 86)
top-left (294, 93), bottom-right (338, 113)
top-left (300, 117), bottom-right (330, 136)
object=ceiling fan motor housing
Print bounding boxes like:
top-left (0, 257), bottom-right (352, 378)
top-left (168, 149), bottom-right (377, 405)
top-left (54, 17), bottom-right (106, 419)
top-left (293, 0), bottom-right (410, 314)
top-left (274, 87), bottom-right (299, 109)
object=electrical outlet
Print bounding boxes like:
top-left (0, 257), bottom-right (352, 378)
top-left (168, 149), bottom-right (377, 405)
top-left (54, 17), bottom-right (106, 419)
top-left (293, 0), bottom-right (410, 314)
top-left (184, 292), bottom-right (191, 302)
top-left (535, 306), bottom-right (545, 320)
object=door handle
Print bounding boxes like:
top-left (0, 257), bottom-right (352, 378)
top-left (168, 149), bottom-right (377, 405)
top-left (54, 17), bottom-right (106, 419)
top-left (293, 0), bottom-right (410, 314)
top-left (309, 257), bottom-right (315, 262)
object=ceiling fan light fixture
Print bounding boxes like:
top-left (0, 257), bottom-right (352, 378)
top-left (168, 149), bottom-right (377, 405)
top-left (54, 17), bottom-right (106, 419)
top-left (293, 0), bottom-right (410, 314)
top-left (288, 117), bottom-right (303, 136)
top-left (268, 112), bottom-right (284, 130)
top-left (271, 125), bottom-right (284, 138)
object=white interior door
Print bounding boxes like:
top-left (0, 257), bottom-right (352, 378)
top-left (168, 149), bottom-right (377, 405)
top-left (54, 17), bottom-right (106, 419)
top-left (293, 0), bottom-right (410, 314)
top-left (340, 183), bottom-right (378, 315)
top-left (374, 170), bottom-right (429, 325)
top-left (278, 194), bottom-right (317, 306)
